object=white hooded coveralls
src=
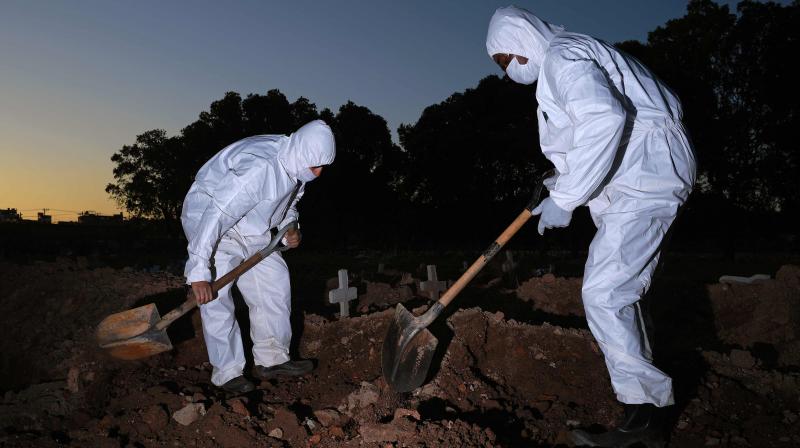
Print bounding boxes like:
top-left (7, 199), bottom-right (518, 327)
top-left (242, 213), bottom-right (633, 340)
top-left (181, 120), bottom-right (335, 386)
top-left (487, 7), bottom-right (696, 407)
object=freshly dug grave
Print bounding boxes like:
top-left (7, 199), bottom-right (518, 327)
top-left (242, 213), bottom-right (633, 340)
top-left (1, 260), bottom-right (799, 447)
top-left (517, 265), bottom-right (800, 368)
top-left (0, 305), bottom-right (617, 447)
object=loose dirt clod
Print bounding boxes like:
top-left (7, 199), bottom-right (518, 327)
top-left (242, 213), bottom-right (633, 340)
top-left (172, 403), bottom-right (206, 426)
top-left (313, 408), bottom-right (342, 427)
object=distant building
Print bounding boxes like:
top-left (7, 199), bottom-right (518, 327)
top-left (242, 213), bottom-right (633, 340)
top-left (0, 208), bottom-right (22, 223)
top-left (37, 211), bottom-right (52, 224)
top-left (77, 211), bottom-right (124, 225)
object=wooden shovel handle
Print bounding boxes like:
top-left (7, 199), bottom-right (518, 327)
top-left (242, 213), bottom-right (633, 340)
top-left (437, 209), bottom-right (532, 308)
top-left (436, 169), bottom-right (554, 309)
top-left (154, 221), bottom-right (297, 331)
top-left (154, 295), bottom-right (201, 331)
top-left (211, 251), bottom-right (266, 293)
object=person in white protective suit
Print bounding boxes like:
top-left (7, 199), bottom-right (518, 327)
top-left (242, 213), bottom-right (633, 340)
top-left (487, 6), bottom-right (696, 447)
top-left (181, 119), bottom-right (335, 394)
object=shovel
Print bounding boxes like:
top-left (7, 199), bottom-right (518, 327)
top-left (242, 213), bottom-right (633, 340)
top-left (382, 170), bottom-right (553, 392)
top-left (96, 221), bottom-right (297, 360)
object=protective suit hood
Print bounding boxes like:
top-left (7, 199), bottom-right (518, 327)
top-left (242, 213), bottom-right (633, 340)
top-left (279, 119), bottom-right (336, 180)
top-left (486, 6), bottom-right (564, 82)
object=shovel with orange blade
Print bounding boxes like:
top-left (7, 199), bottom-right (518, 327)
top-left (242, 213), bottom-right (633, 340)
top-left (96, 221), bottom-right (297, 360)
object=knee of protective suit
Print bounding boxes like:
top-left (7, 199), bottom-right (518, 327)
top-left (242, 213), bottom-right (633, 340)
top-left (581, 281), bottom-right (617, 310)
top-left (199, 299), bottom-right (237, 328)
top-left (582, 269), bottom-right (649, 309)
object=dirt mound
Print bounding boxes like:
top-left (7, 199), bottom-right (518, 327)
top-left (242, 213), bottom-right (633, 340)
top-left (322, 271), bottom-right (421, 316)
top-left (665, 347), bottom-right (800, 447)
top-left (516, 266), bottom-right (800, 369)
top-left (2, 260), bottom-right (800, 446)
top-left (356, 282), bottom-right (415, 313)
top-left (417, 309), bottom-right (617, 445)
top-left (708, 265), bottom-right (800, 367)
top-left (515, 273), bottom-right (585, 317)
top-left (0, 259), bottom-right (185, 391)
top-left (1, 304), bottom-right (615, 447)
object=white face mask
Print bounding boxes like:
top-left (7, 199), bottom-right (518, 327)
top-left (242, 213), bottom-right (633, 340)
top-left (296, 167), bottom-right (318, 183)
top-left (506, 57), bottom-right (539, 84)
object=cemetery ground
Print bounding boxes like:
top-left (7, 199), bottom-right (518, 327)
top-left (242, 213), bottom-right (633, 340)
top-left (1, 246), bottom-right (799, 447)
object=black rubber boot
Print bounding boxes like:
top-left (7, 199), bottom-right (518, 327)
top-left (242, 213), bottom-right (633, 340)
top-left (570, 403), bottom-right (668, 447)
top-left (253, 359), bottom-right (314, 379)
top-left (221, 375), bottom-right (255, 394)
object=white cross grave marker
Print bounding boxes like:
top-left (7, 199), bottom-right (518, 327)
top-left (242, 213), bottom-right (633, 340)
top-left (501, 251), bottom-right (517, 274)
top-left (420, 265), bottom-right (447, 300)
top-left (329, 269), bottom-right (357, 318)
top-left (502, 251), bottom-right (519, 288)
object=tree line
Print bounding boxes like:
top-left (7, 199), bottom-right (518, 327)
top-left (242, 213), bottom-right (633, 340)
top-left (107, 0), bottom-right (799, 250)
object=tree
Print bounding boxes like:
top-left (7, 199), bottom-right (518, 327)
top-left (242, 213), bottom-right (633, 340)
top-left (106, 129), bottom-right (190, 228)
top-left (108, 1), bottom-right (799, 249)
top-left (720, 0), bottom-right (800, 212)
top-left (108, 90), bottom-right (404, 244)
top-left (397, 75), bottom-right (546, 205)
top-left (390, 75), bottom-right (560, 246)
top-left (300, 101), bottom-right (406, 246)
top-left (619, 0), bottom-right (799, 213)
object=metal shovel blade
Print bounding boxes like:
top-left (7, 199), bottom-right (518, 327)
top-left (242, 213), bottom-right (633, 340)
top-left (96, 303), bottom-right (161, 346)
top-left (99, 327), bottom-right (173, 360)
top-left (96, 302), bottom-right (174, 360)
top-left (382, 304), bottom-right (439, 393)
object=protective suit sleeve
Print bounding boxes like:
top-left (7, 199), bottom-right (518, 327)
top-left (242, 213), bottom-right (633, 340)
top-left (185, 162), bottom-right (268, 283)
top-left (547, 57), bottom-right (627, 211)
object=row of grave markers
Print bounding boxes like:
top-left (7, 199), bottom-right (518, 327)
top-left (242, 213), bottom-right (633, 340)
top-left (327, 264), bottom-right (447, 317)
top-left (328, 251), bottom-right (522, 318)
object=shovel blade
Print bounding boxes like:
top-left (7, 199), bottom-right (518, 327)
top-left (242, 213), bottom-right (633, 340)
top-left (99, 327), bottom-right (173, 360)
top-left (382, 304), bottom-right (439, 393)
top-left (96, 303), bottom-right (161, 346)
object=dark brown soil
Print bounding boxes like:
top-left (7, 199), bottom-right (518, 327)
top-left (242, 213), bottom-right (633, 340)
top-left (707, 265), bottom-right (800, 368)
top-left (1, 258), bottom-right (798, 447)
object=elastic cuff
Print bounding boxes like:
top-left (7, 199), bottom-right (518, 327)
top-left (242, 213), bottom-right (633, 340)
top-left (616, 391), bottom-right (674, 408)
top-left (549, 194), bottom-right (579, 213)
top-left (210, 363), bottom-right (245, 386)
top-left (185, 266), bottom-right (212, 283)
top-left (253, 348), bottom-right (290, 368)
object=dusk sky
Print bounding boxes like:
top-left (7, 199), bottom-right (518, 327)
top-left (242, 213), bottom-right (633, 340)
top-left (0, 0), bottom-right (775, 221)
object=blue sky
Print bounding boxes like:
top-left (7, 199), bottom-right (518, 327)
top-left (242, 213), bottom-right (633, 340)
top-left (0, 0), bottom-right (779, 219)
